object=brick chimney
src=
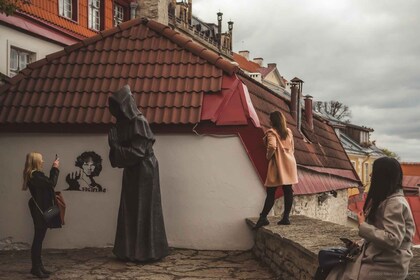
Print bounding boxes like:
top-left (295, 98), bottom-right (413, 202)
top-left (290, 77), bottom-right (304, 131)
top-left (238, 50), bottom-right (249, 60)
top-left (304, 95), bottom-right (314, 130)
top-left (253, 57), bottom-right (263, 66)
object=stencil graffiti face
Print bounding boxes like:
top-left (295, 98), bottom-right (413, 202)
top-left (82, 159), bottom-right (95, 176)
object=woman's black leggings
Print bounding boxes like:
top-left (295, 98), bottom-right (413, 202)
top-left (31, 226), bottom-right (47, 267)
top-left (261, 185), bottom-right (293, 218)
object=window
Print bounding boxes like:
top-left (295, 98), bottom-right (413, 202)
top-left (113, 3), bottom-right (124, 26)
top-left (59, 0), bottom-right (78, 21)
top-left (364, 162), bottom-right (369, 183)
top-left (9, 47), bottom-right (35, 77)
top-left (88, 0), bottom-right (101, 31)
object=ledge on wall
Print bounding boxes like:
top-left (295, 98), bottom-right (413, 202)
top-left (246, 215), bottom-right (420, 280)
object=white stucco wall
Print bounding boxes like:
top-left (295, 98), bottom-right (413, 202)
top-left (0, 133), bottom-right (265, 250)
top-left (0, 24), bottom-right (63, 76)
top-left (274, 189), bottom-right (349, 225)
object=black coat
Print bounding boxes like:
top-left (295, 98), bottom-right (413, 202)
top-left (108, 85), bottom-right (169, 262)
top-left (28, 167), bottom-right (61, 229)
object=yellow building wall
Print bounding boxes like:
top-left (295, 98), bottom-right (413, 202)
top-left (347, 154), bottom-right (377, 197)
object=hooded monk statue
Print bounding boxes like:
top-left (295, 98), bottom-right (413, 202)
top-left (108, 85), bottom-right (169, 262)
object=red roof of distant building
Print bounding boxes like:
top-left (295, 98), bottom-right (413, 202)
top-left (232, 53), bottom-right (260, 73)
top-left (18, 0), bottom-right (98, 38)
top-left (402, 162), bottom-right (420, 176)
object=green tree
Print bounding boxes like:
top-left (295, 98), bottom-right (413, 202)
top-left (0, 0), bottom-right (30, 16)
top-left (379, 148), bottom-right (400, 160)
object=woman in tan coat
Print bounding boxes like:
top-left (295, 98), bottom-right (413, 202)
top-left (326, 157), bottom-right (415, 280)
top-left (254, 111), bottom-right (298, 229)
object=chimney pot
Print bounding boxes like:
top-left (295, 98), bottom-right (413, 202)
top-left (238, 50), bottom-right (250, 60)
top-left (253, 57), bottom-right (263, 66)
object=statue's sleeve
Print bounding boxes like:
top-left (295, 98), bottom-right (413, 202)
top-left (109, 136), bottom-right (150, 168)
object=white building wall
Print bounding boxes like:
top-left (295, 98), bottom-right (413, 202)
top-left (0, 25), bottom-right (63, 76)
top-left (274, 189), bottom-right (349, 225)
top-left (0, 133), bottom-right (265, 250)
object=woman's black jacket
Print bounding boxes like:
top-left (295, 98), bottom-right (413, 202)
top-left (28, 167), bottom-right (60, 228)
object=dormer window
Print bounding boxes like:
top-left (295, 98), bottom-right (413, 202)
top-left (360, 131), bottom-right (369, 145)
top-left (88, 0), bottom-right (102, 31)
top-left (113, 4), bottom-right (124, 26)
top-left (59, 0), bottom-right (78, 21)
top-left (113, 1), bottom-right (129, 27)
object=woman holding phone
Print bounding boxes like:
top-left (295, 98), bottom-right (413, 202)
top-left (326, 157), bottom-right (415, 280)
top-left (23, 152), bottom-right (60, 278)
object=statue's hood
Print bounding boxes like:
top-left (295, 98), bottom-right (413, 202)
top-left (109, 85), bottom-right (141, 120)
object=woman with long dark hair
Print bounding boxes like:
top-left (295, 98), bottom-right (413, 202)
top-left (23, 152), bottom-right (60, 278)
top-left (326, 157), bottom-right (415, 280)
top-left (254, 110), bottom-right (298, 229)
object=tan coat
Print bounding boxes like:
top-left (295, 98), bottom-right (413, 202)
top-left (326, 190), bottom-right (415, 280)
top-left (264, 128), bottom-right (298, 187)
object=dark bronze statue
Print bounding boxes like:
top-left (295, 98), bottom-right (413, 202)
top-left (108, 85), bottom-right (169, 262)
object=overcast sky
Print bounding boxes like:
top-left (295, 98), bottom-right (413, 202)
top-left (193, 0), bottom-right (420, 162)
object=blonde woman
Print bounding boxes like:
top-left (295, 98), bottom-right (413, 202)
top-left (23, 152), bottom-right (60, 278)
top-left (254, 111), bottom-right (298, 229)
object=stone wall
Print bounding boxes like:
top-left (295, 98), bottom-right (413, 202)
top-left (247, 215), bottom-right (420, 279)
top-left (273, 189), bottom-right (348, 226)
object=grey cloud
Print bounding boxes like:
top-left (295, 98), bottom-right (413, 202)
top-left (194, 0), bottom-right (420, 161)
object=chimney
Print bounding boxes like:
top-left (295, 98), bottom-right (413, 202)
top-left (304, 95), bottom-right (314, 130)
top-left (253, 57), bottom-right (263, 66)
top-left (267, 63), bottom-right (276, 69)
top-left (290, 83), bottom-right (298, 121)
top-left (228, 20), bottom-right (233, 51)
top-left (137, 0), bottom-right (170, 25)
top-left (130, 0), bottom-right (138, 19)
top-left (217, 12), bottom-right (223, 50)
top-left (188, 0), bottom-right (192, 24)
top-left (290, 77), bottom-right (304, 131)
top-left (238, 50), bottom-right (249, 60)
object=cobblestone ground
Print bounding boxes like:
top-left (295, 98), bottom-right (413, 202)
top-left (0, 248), bottom-right (276, 280)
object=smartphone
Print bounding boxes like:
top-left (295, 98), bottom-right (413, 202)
top-left (340, 237), bottom-right (354, 247)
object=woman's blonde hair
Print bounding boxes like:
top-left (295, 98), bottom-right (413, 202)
top-left (22, 152), bottom-right (43, 190)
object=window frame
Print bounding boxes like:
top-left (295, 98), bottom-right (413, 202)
top-left (113, 0), bottom-right (130, 27)
top-left (88, 0), bottom-right (103, 31)
top-left (8, 46), bottom-right (36, 77)
top-left (58, 0), bottom-right (78, 22)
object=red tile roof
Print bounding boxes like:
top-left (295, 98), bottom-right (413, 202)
top-left (18, 0), bottom-right (98, 38)
top-left (403, 176), bottom-right (420, 188)
top-left (240, 74), bottom-right (354, 171)
top-left (0, 18), bottom-right (238, 125)
top-left (232, 53), bottom-right (260, 73)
